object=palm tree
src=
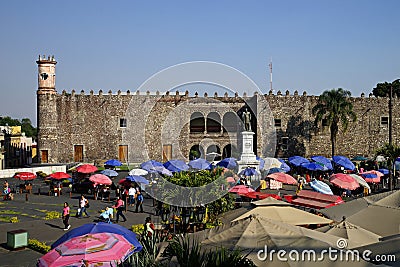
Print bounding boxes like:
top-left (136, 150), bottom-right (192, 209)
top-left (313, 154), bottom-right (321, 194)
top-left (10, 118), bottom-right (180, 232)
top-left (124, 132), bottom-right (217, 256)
top-left (312, 88), bottom-right (357, 157)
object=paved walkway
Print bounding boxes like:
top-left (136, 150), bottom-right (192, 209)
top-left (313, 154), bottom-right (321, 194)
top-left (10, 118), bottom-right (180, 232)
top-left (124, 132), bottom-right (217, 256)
top-left (0, 178), bottom-right (158, 266)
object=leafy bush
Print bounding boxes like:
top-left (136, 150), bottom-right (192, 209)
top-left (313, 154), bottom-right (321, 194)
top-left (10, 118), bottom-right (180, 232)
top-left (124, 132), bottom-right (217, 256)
top-left (10, 216), bottom-right (19, 223)
top-left (36, 171), bottom-right (48, 178)
top-left (45, 211), bottom-right (61, 220)
top-left (28, 239), bottom-right (51, 254)
top-left (131, 224), bottom-right (145, 235)
top-left (163, 235), bottom-right (256, 267)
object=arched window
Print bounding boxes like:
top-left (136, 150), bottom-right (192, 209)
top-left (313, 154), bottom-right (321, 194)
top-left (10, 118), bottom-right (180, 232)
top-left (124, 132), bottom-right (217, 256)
top-left (189, 145), bottom-right (204, 160)
top-left (190, 112), bottom-right (205, 133)
top-left (207, 112), bottom-right (221, 133)
top-left (223, 112), bottom-right (238, 132)
top-left (206, 145), bottom-right (221, 161)
top-left (222, 144), bottom-right (238, 159)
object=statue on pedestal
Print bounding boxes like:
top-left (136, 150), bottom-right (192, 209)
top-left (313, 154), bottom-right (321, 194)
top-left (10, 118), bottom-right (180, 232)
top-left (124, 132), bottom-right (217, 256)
top-left (242, 108), bottom-right (252, 131)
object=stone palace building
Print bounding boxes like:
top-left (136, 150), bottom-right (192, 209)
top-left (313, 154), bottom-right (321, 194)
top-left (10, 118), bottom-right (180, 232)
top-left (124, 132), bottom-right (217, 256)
top-left (36, 55), bottom-right (400, 164)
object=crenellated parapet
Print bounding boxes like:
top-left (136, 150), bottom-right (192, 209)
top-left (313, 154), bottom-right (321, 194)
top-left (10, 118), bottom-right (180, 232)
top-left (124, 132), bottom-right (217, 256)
top-left (48, 89), bottom-right (383, 99)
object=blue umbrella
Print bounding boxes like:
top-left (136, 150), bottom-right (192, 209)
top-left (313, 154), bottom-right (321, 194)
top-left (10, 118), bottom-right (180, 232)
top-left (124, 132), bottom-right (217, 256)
top-left (360, 173), bottom-right (377, 178)
top-left (152, 166), bottom-right (173, 176)
top-left (301, 162), bottom-right (325, 171)
top-left (267, 167), bottom-right (285, 174)
top-left (310, 155), bottom-right (333, 170)
top-left (256, 156), bottom-right (265, 170)
top-left (239, 167), bottom-right (257, 176)
top-left (141, 160), bottom-right (164, 172)
top-left (216, 157), bottom-right (237, 169)
top-left (188, 158), bottom-right (212, 170)
top-left (51, 222), bottom-right (142, 252)
top-left (378, 168), bottom-right (389, 175)
top-left (309, 180), bottom-right (333, 195)
top-left (100, 169), bottom-right (119, 177)
top-left (351, 156), bottom-right (368, 161)
top-left (332, 155), bottom-right (355, 171)
top-left (278, 159), bottom-right (291, 172)
top-left (126, 175), bottom-right (150, 185)
top-left (288, 156), bottom-right (310, 167)
top-left (104, 159), bottom-right (123, 167)
top-left (163, 160), bottom-right (189, 172)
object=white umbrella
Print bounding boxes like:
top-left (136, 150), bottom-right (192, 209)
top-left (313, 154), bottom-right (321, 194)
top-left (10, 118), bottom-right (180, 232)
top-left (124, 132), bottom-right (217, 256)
top-left (349, 174), bottom-right (371, 193)
top-left (375, 155), bottom-right (386, 162)
top-left (129, 169), bottom-right (148, 176)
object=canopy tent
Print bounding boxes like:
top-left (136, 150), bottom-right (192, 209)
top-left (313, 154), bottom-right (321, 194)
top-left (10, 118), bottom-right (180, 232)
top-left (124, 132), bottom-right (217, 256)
top-left (320, 192), bottom-right (400, 237)
top-left (193, 215), bottom-right (373, 267)
top-left (231, 206), bottom-right (333, 225)
top-left (316, 220), bottom-right (381, 249)
top-left (251, 196), bottom-right (292, 206)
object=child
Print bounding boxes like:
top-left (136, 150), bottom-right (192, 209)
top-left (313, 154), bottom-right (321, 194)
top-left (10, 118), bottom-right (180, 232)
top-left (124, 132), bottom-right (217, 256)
top-left (145, 217), bottom-right (155, 237)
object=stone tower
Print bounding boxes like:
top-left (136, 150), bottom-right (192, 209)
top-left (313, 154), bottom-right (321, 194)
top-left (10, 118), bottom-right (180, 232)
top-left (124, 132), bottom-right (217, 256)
top-left (36, 55), bottom-right (58, 163)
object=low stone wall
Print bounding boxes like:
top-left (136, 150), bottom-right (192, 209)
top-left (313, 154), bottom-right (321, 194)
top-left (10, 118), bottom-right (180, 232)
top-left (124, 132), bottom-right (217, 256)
top-left (0, 165), bottom-right (66, 179)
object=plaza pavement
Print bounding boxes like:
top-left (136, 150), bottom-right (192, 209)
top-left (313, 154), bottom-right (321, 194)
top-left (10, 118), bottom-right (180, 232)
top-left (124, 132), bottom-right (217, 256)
top-left (0, 177), bottom-right (158, 267)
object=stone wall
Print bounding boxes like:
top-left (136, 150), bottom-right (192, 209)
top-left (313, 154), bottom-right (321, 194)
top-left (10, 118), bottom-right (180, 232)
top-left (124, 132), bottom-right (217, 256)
top-left (37, 89), bottom-right (400, 163)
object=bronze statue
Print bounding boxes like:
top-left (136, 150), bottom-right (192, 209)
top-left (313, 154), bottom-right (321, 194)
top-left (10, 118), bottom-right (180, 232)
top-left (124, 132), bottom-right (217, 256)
top-left (242, 108), bottom-right (251, 131)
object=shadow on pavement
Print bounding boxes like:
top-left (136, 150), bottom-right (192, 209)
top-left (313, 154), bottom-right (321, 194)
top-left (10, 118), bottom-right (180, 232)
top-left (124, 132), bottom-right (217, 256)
top-left (45, 222), bottom-right (63, 229)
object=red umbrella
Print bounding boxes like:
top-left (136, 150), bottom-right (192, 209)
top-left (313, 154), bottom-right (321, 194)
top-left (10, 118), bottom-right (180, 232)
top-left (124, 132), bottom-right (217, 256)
top-left (48, 172), bottom-right (71, 180)
top-left (329, 173), bottom-right (359, 190)
top-left (89, 174), bottom-right (112, 185)
top-left (14, 172), bottom-right (37, 181)
top-left (76, 164), bottom-right (98, 174)
top-left (240, 191), bottom-right (282, 200)
top-left (267, 173), bottom-right (297, 185)
top-left (228, 185), bottom-right (255, 194)
top-left (118, 179), bottom-right (131, 186)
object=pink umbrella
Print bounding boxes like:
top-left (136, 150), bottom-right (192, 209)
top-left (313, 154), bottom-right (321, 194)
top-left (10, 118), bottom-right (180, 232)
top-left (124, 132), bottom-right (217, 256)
top-left (14, 172), bottom-right (37, 181)
top-left (329, 173), bottom-right (359, 190)
top-left (48, 172), bottom-right (71, 180)
top-left (89, 174), bottom-right (112, 185)
top-left (228, 185), bottom-right (255, 194)
top-left (359, 170), bottom-right (383, 183)
top-left (267, 173), bottom-right (297, 185)
top-left (76, 164), bottom-right (98, 174)
top-left (38, 233), bottom-right (135, 267)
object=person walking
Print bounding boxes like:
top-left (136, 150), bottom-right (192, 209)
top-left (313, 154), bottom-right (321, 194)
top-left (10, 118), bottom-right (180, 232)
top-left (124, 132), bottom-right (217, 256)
top-left (128, 186), bottom-right (136, 206)
top-left (62, 202), bottom-right (71, 230)
top-left (112, 196), bottom-right (126, 223)
top-left (78, 195), bottom-right (90, 218)
top-left (135, 189), bottom-right (144, 213)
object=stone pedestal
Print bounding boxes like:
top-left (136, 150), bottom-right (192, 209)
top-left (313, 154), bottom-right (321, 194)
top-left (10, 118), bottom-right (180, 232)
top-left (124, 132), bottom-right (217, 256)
top-left (237, 132), bottom-right (260, 188)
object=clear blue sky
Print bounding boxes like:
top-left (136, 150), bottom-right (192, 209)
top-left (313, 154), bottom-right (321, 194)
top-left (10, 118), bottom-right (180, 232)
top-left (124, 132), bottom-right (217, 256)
top-left (1, 1), bottom-right (399, 126)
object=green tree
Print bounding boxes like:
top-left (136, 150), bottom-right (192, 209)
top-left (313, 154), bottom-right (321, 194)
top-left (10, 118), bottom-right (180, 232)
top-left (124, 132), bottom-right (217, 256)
top-left (0, 116), bottom-right (37, 138)
top-left (312, 88), bottom-right (357, 157)
top-left (375, 143), bottom-right (400, 190)
top-left (0, 116), bottom-right (20, 126)
top-left (21, 118), bottom-right (37, 138)
top-left (372, 80), bottom-right (400, 97)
